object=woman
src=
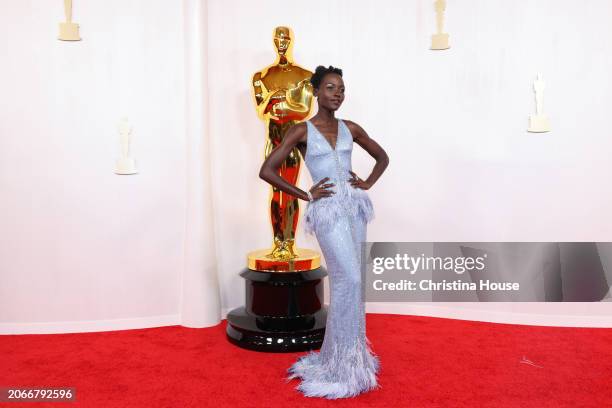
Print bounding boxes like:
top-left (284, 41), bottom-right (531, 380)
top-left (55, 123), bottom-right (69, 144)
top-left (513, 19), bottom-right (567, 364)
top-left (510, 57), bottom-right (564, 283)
top-left (259, 65), bottom-right (389, 399)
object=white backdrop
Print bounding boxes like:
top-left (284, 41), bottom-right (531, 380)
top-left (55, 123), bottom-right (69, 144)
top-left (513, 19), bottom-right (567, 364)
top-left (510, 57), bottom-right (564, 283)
top-left (1, 0), bottom-right (611, 334)
top-left (0, 0), bottom-right (221, 333)
top-left (208, 0), bottom-right (612, 323)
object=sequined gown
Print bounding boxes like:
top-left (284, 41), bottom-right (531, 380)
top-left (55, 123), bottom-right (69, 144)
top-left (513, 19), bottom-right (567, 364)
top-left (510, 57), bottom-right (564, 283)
top-left (286, 119), bottom-right (380, 399)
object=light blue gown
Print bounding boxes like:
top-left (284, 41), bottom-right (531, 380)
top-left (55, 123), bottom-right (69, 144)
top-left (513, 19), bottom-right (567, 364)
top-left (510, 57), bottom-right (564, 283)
top-left (286, 119), bottom-right (381, 399)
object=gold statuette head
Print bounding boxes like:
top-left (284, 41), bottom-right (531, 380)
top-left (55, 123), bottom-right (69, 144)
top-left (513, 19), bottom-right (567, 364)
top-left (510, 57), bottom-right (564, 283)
top-left (273, 26), bottom-right (293, 59)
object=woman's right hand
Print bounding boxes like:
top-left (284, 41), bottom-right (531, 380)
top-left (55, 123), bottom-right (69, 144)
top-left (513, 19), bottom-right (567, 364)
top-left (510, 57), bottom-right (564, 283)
top-left (309, 177), bottom-right (335, 200)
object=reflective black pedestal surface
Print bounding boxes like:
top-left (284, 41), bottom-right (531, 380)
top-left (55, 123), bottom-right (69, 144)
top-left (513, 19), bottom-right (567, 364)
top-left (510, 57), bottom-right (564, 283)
top-left (226, 267), bottom-right (328, 352)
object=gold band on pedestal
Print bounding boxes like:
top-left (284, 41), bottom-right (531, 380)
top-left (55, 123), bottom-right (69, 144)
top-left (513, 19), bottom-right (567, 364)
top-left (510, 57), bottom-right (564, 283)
top-left (247, 248), bottom-right (320, 272)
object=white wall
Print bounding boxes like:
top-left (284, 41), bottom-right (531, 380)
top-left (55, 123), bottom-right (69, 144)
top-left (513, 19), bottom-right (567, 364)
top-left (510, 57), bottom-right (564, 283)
top-left (0, 1), bottom-right (189, 331)
top-left (206, 0), bottom-right (612, 320)
top-left (1, 0), bottom-right (611, 334)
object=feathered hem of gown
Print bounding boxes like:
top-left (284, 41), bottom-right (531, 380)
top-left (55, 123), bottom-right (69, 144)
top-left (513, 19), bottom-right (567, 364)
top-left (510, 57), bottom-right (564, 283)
top-left (285, 337), bottom-right (381, 399)
top-left (303, 185), bottom-right (374, 236)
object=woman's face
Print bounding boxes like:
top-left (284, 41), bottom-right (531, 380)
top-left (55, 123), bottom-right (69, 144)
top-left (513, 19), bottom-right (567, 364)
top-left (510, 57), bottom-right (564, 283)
top-left (315, 73), bottom-right (345, 111)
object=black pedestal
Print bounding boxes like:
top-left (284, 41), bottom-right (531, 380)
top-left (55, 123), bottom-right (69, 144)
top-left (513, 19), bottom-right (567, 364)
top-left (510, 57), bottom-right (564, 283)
top-left (226, 267), bottom-right (328, 352)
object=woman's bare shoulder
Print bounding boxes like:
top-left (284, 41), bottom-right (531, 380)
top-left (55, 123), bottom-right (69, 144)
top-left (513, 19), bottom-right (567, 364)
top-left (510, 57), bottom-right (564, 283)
top-left (341, 119), bottom-right (367, 140)
top-left (342, 119), bottom-right (362, 129)
top-left (286, 122), bottom-right (308, 143)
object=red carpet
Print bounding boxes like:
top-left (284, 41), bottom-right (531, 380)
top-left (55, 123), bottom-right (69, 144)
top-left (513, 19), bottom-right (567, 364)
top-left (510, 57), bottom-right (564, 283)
top-left (1, 314), bottom-right (611, 407)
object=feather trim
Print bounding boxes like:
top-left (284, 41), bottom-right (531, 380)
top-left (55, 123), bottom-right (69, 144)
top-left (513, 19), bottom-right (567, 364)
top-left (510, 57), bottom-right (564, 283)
top-left (285, 337), bottom-right (381, 399)
top-left (303, 184), bottom-right (374, 235)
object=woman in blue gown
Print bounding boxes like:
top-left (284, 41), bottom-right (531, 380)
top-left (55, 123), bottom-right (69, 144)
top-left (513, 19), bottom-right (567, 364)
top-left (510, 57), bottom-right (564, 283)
top-left (259, 65), bottom-right (389, 399)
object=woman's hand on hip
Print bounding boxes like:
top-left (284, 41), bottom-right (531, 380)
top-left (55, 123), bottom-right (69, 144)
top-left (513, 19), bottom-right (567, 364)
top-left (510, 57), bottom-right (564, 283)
top-left (310, 177), bottom-right (335, 200)
top-left (348, 171), bottom-right (371, 190)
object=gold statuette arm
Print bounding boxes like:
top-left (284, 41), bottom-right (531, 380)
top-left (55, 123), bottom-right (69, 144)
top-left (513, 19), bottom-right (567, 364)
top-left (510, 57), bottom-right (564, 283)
top-left (252, 73), bottom-right (278, 119)
top-left (282, 79), bottom-right (314, 114)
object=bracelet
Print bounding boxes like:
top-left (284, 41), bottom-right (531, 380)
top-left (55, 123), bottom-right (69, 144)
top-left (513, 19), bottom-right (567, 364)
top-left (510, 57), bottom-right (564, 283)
top-left (306, 191), bottom-right (313, 201)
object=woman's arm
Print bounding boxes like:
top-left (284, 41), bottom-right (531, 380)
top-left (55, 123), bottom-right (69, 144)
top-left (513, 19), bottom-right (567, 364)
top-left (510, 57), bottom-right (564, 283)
top-left (259, 123), bottom-right (335, 201)
top-left (344, 120), bottom-right (389, 190)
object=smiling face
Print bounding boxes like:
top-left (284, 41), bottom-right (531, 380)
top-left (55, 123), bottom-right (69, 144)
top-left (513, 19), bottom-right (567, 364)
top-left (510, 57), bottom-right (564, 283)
top-left (314, 73), bottom-right (345, 112)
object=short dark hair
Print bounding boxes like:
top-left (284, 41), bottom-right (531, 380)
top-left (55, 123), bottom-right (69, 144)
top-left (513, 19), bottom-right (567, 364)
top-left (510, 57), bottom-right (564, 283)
top-left (310, 65), bottom-right (343, 89)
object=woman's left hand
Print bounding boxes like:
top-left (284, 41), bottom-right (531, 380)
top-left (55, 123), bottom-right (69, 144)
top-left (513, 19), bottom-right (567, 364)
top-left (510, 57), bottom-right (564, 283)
top-left (348, 171), bottom-right (371, 190)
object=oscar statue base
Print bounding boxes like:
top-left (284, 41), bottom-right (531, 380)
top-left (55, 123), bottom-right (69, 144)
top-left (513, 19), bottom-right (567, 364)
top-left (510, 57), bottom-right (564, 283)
top-left (114, 158), bottom-right (138, 175)
top-left (59, 23), bottom-right (81, 41)
top-left (431, 33), bottom-right (450, 50)
top-left (528, 115), bottom-right (551, 133)
top-left (226, 265), bottom-right (328, 352)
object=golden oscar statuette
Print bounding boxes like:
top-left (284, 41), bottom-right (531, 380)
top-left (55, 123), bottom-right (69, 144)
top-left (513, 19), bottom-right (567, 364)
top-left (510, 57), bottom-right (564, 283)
top-left (58, 0), bottom-right (81, 41)
top-left (431, 0), bottom-right (450, 50)
top-left (527, 74), bottom-right (551, 133)
top-left (226, 27), bottom-right (328, 352)
top-left (247, 25), bottom-right (320, 272)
